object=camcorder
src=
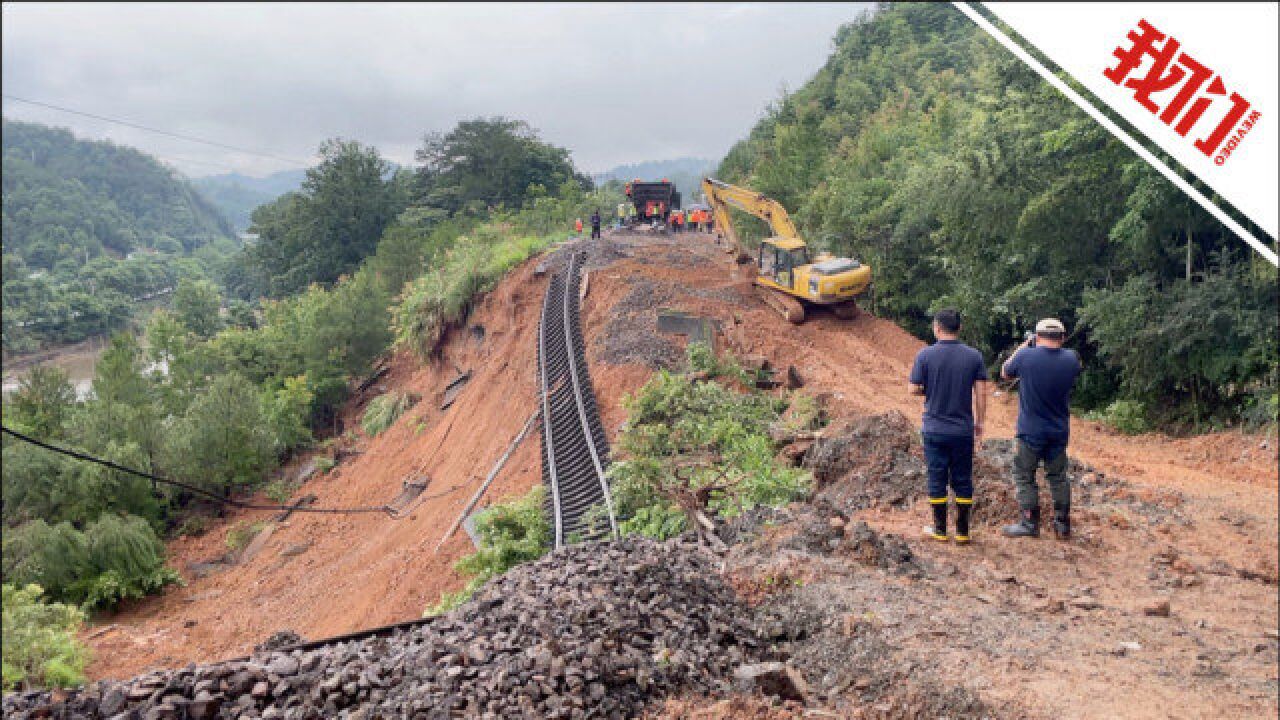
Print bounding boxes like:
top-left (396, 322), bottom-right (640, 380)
top-left (1023, 331), bottom-right (1037, 348)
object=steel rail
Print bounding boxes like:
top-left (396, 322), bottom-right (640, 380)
top-left (560, 252), bottom-right (618, 538)
top-left (536, 250), bottom-right (616, 547)
top-left (538, 272), bottom-right (567, 548)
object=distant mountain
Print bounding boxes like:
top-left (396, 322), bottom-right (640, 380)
top-left (593, 157), bottom-right (714, 204)
top-left (1, 119), bottom-right (237, 351)
top-left (191, 169), bottom-right (308, 231)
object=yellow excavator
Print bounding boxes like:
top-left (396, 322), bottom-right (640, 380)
top-left (702, 177), bottom-right (872, 323)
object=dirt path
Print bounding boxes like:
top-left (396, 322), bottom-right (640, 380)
top-left (84, 231), bottom-right (1277, 719)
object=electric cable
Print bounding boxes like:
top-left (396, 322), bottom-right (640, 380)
top-left (2, 93), bottom-right (311, 167)
top-left (1, 425), bottom-right (452, 518)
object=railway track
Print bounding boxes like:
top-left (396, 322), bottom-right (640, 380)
top-left (537, 250), bottom-right (618, 548)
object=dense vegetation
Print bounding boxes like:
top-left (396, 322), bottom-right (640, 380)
top-left (609, 345), bottom-right (813, 539)
top-left (717, 3), bottom-right (1277, 430)
top-left (2, 584), bottom-right (88, 692)
top-left (415, 118), bottom-right (590, 217)
top-left (2, 120), bottom-right (238, 352)
top-left (3, 118), bottom-right (621, 659)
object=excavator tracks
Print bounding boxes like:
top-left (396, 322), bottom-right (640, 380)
top-left (537, 250), bottom-right (618, 548)
top-left (757, 286), bottom-right (806, 324)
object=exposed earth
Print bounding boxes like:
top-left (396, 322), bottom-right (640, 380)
top-left (73, 231), bottom-right (1277, 718)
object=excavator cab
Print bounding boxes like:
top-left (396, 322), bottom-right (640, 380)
top-left (759, 238), bottom-right (809, 292)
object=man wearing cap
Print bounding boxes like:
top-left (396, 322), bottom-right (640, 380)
top-left (908, 308), bottom-right (989, 545)
top-left (1001, 318), bottom-right (1082, 539)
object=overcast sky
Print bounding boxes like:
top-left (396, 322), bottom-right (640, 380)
top-left (2, 2), bottom-right (874, 178)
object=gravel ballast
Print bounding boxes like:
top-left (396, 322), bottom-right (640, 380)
top-left (4, 537), bottom-right (764, 720)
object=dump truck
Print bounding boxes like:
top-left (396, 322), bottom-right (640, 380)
top-left (624, 179), bottom-right (681, 226)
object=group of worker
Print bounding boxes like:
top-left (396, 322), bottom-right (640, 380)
top-left (666, 207), bottom-right (713, 233)
top-left (909, 311), bottom-right (1081, 544)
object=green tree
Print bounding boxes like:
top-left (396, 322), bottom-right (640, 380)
top-left (244, 140), bottom-right (404, 297)
top-left (7, 366), bottom-right (77, 438)
top-left (172, 277), bottom-right (223, 338)
top-left (164, 373), bottom-right (273, 495)
top-left (415, 117), bottom-right (587, 215)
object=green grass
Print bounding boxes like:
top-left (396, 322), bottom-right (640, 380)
top-left (225, 521), bottom-right (270, 554)
top-left (360, 391), bottom-right (417, 436)
top-left (424, 486), bottom-right (550, 616)
top-left (393, 229), bottom-right (554, 358)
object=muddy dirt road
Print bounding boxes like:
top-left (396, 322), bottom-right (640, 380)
top-left (85, 231), bottom-right (1277, 718)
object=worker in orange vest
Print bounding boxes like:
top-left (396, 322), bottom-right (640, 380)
top-left (574, 217), bottom-right (583, 237)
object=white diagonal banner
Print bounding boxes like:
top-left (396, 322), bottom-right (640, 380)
top-left (954, 2), bottom-right (1277, 266)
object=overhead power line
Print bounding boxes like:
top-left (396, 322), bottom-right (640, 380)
top-left (1, 425), bottom-right (433, 519)
top-left (2, 93), bottom-right (312, 167)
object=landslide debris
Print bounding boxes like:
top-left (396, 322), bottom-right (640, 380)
top-left (3, 537), bottom-right (765, 720)
top-left (800, 411), bottom-right (1184, 531)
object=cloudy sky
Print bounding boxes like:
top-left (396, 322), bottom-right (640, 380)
top-left (2, 2), bottom-right (874, 178)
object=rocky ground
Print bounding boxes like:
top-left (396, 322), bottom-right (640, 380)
top-left (4, 538), bottom-right (766, 719)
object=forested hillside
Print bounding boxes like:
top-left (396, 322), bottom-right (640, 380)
top-left (1, 120), bottom-right (238, 353)
top-left (718, 2), bottom-right (1277, 429)
top-left (190, 170), bottom-right (314, 231)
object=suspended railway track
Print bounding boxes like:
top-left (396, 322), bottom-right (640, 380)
top-left (537, 250), bottom-right (618, 548)
top-left (222, 249), bottom-right (617, 663)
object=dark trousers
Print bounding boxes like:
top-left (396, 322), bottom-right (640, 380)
top-left (591, 225), bottom-right (601, 239)
top-left (1014, 435), bottom-right (1069, 510)
top-left (922, 433), bottom-right (974, 501)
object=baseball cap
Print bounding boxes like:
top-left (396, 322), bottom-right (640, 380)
top-left (1035, 318), bottom-right (1066, 335)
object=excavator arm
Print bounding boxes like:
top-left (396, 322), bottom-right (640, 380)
top-left (702, 177), bottom-right (800, 254)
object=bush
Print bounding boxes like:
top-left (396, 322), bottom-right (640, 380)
top-left (425, 486), bottom-right (550, 615)
top-left (1088, 399), bottom-right (1150, 435)
top-left (609, 355), bottom-right (810, 540)
top-left (686, 342), bottom-right (749, 384)
top-left (2, 583), bottom-right (89, 692)
top-left (393, 230), bottom-right (552, 358)
top-left (1, 514), bottom-right (179, 611)
top-left (226, 521), bottom-right (270, 554)
top-left (263, 479), bottom-right (297, 504)
top-left (79, 514), bottom-right (182, 610)
top-left (1, 520), bottom-right (90, 603)
top-left (360, 391), bottom-right (416, 437)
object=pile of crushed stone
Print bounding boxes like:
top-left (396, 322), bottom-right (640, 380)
top-left (4, 538), bottom-right (765, 720)
top-left (598, 280), bottom-right (683, 370)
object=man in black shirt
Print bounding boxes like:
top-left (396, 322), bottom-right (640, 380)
top-left (1001, 318), bottom-right (1082, 539)
top-left (908, 309), bottom-right (989, 544)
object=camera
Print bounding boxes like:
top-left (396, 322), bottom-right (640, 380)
top-left (1024, 331), bottom-right (1037, 348)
